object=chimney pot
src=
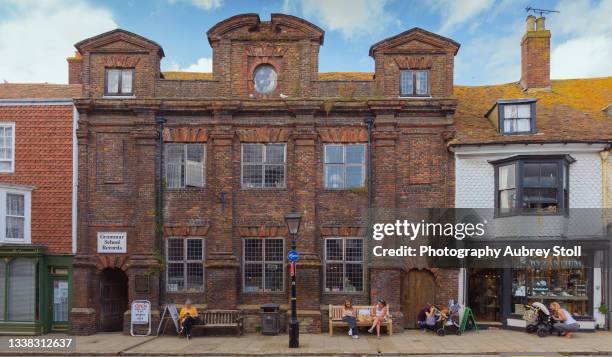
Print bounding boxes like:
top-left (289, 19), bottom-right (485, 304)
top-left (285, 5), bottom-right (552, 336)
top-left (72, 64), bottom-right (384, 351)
top-left (536, 16), bottom-right (546, 30)
top-left (526, 15), bottom-right (536, 32)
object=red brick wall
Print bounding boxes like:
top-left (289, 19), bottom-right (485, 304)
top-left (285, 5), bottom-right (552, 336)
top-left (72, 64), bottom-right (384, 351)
top-left (0, 105), bottom-right (73, 253)
top-left (520, 29), bottom-right (551, 90)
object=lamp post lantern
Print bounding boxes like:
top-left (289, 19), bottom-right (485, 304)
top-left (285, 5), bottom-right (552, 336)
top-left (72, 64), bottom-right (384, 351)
top-left (284, 209), bottom-right (301, 348)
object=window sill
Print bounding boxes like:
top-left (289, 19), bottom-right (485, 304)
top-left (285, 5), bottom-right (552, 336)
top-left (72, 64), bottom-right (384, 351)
top-left (494, 211), bottom-right (568, 218)
top-left (239, 187), bottom-right (288, 191)
top-left (242, 291), bottom-right (286, 295)
top-left (398, 96), bottom-right (432, 99)
top-left (102, 95), bottom-right (136, 99)
top-left (323, 291), bottom-right (365, 295)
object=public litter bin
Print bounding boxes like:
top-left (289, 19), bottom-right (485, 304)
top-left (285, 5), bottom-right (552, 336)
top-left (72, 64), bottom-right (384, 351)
top-left (261, 303), bottom-right (280, 335)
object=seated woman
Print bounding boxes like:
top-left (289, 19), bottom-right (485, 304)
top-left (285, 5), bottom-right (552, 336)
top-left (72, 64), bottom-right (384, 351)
top-left (549, 302), bottom-right (580, 338)
top-left (341, 299), bottom-right (359, 339)
top-left (178, 299), bottom-right (200, 339)
top-left (417, 305), bottom-right (437, 330)
top-left (368, 298), bottom-right (388, 339)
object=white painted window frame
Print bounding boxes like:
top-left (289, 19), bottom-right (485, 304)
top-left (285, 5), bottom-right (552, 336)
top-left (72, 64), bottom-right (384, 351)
top-left (0, 186), bottom-right (32, 244)
top-left (0, 122), bottom-right (16, 173)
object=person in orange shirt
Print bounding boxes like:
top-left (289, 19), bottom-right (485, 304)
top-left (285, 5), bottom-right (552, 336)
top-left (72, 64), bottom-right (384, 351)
top-left (178, 299), bottom-right (199, 339)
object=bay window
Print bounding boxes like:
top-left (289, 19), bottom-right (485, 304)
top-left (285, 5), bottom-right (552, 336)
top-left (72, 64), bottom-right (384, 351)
top-left (493, 155), bottom-right (572, 215)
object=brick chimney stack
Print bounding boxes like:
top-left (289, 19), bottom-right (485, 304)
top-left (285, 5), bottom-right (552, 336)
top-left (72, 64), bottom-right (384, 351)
top-left (67, 51), bottom-right (83, 85)
top-left (520, 15), bottom-right (551, 91)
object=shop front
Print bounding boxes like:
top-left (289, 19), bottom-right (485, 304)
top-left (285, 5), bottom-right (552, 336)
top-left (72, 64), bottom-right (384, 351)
top-left (465, 242), bottom-right (609, 331)
top-left (0, 245), bottom-right (73, 335)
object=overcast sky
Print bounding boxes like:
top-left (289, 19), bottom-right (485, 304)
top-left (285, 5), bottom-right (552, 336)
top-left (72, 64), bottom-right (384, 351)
top-left (0, 0), bottom-right (610, 85)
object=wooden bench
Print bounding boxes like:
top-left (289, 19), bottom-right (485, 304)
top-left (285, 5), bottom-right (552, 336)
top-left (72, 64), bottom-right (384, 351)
top-left (193, 310), bottom-right (244, 336)
top-left (328, 304), bottom-right (393, 336)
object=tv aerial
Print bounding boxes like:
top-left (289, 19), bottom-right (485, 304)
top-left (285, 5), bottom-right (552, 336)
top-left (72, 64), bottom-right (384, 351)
top-left (525, 6), bottom-right (560, 17)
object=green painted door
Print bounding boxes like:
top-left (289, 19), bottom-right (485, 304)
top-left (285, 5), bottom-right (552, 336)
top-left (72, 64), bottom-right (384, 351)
top-left (49, 278), bottom-right (69, 331)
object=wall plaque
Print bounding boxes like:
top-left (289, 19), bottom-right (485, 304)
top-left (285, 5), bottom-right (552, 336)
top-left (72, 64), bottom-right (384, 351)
top-left (97, 232), bottom-right (127, 253)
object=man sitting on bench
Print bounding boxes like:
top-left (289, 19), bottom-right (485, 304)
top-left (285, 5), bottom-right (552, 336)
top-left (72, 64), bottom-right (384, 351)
top-left (179, 299), bottom-right (200, 339)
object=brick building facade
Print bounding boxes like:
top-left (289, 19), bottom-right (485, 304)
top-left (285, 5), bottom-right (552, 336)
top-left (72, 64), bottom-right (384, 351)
top-left (0, 84), bottom-right (80, 334)
top-left (69, 14), bottom-right (460, 334)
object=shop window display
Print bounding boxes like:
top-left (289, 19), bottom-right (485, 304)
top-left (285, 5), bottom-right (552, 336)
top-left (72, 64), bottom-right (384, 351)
top-left (511, 257), bottom-right (589, 316)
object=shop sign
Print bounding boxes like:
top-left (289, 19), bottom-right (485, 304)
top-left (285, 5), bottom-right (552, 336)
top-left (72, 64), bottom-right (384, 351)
top-left (131, 301), bottom-right (150, 324)
top-left (97, 232), bottom-right (127, 253)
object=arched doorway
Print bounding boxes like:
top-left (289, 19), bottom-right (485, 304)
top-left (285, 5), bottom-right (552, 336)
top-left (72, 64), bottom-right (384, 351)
top-left (99, 268), bottom-right (128, 332)
top-left (402, 269), bottom-right (436, 328)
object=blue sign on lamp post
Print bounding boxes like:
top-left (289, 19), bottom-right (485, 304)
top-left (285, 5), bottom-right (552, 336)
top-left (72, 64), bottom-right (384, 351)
top-left (288, 249), bottom-right (299, 262)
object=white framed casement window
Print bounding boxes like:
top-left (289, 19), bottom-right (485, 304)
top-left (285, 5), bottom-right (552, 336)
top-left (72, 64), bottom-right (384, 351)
top-left (324, 237), bottom-right (364, 293)
top-left (0, 122), bottom-right (15, 173)
top-left (0, 185), bottom-right (32, 244)
top-left (241, 144), bottom-right (286, 188)
top-left (501, 103), bottom-right (533, 134)
top-left (166, 237), bottom-right (204, 292)
top-left (243, 237), bottom-right (285, 293)
top-left (165, 143), bottom-right (205, 188)
top-left (324, 144), bottom-right (366, 189)
top-left (105, 68), bottom-right (134, 96)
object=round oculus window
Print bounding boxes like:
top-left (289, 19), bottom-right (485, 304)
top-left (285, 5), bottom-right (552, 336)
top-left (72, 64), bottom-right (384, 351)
top-left (253, 65), bottom-right (277, 94)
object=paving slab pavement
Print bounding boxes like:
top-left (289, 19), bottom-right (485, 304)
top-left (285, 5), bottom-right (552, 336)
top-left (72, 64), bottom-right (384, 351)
top-left (0, 329), bottom-right (611, 356)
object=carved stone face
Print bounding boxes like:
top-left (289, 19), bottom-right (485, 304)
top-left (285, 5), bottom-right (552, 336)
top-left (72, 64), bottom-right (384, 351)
top-left (253, 64), bottom-right (277, 94)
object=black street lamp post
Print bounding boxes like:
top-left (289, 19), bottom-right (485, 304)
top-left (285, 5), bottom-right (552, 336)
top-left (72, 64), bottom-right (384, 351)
top-left (284, 209), bottom-right (301, 348)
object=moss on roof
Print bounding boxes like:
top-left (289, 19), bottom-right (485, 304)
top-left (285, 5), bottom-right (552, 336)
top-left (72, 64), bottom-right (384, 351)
top-left (452, 77), bottom-right (612, 145)
top-left (318, 72), bottom-right (374, 81)
top-left (162, 71), bottom-right (214, 80)
top-left (161, 71), bottom-right (375, 81)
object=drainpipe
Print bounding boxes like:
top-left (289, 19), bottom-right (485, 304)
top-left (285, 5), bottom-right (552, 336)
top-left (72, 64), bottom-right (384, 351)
top-left (155, 115), bottom-right (166, 306)
top-left (364, 117), bottom-right (374, 210)
top-left (364, 116), bottom-right (374, 304)
top-left (600, 148), bottom-right (610, 329)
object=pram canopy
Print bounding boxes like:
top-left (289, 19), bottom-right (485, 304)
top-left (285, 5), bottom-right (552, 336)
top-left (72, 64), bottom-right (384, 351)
top-left (532, 302), bottom-right (550, 315)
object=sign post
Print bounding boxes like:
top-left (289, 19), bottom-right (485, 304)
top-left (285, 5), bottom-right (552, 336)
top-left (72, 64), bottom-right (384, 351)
top-left (130, 300), bottom-right (151, 336)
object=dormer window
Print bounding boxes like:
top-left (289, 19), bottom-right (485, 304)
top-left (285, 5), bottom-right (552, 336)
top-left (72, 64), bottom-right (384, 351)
top-left (400, 70), bottom-right (429, 97)
top-left (105, 68), bottom-right (133, 96)
top-left (494, 99), bottom-right (537, 134)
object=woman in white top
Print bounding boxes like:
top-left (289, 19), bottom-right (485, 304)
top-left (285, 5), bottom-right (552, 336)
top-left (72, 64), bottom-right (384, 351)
top-left (368, 298), bottom-right (388, 339)
top-left (550, 302), bottom-right (580, 338)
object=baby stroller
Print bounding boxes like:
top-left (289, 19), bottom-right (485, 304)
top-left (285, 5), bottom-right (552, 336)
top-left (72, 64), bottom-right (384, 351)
top-left (523, 302), bottom-right (558, 337)
top-left (426, 303), bottom-right (461, 336)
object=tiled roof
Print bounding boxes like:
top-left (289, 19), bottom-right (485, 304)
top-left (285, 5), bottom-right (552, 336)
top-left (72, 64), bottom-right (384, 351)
top-left (451, 77), bottom-right (612, 145)
top-left (0, 84), bottom-right (82, 99)
top-left (317, 72), bottom-right (374, 81)
top-left (162, 71), bottom-right (214, 80)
